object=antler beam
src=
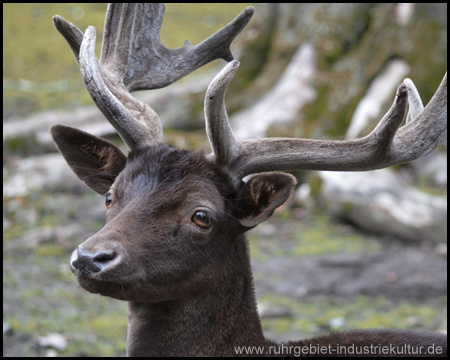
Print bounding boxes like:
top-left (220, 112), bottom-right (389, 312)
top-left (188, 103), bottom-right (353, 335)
top-left (206, 61), bottom-right (447, 179)
top-left (53, 3), bottom-right (255, 149)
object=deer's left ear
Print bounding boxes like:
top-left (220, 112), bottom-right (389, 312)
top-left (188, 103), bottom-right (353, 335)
top-left (236, 173), bottom-right (297, 229)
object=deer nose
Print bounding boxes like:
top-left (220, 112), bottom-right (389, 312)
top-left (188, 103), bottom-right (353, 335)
top-left (71, 247), bottom-right (117, 275)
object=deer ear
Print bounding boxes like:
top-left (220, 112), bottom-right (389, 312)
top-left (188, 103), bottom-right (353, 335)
top-left (51, 124), bottom-right (127, 195)
top-left (237, 173), bottom-right (297, 229)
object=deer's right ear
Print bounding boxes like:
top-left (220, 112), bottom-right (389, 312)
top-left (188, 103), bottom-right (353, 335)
top-left (50, 124), bottom-right (127, 195)
top-left (236, 173), bottom-right (297, 229)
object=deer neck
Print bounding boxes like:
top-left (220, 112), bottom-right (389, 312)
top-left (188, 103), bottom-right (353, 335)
top-left (125, 235), bottom-right (265, 357)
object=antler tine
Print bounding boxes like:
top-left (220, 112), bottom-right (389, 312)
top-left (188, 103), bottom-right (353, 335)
top-left (395, 72), bottom-right (447, 154)
top-left (206, 64), bottom-right (447, 180)
top-left (79, 26), bottom-right (163, 148)
top-left (53, 3), bottom-right (255, 149)
top-left (54, 12), bottom-right (160, 149)
top-left (403, 78), bottom-right (424, 124)
top-left (205, 60), bottom-right (241, 166)
top-left (52, 15), bottom-right (83, 62)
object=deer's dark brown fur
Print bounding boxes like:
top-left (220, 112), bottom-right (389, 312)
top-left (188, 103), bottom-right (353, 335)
top-left (52, 126), bottom-right (287, 356)
top-left (51, 3), bottom-right (447, 357)
top-left (52, 125), bottom-right (446, 357)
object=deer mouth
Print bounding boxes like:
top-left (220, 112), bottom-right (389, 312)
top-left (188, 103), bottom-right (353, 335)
top-left (75, 274), bottom-right (132, 300)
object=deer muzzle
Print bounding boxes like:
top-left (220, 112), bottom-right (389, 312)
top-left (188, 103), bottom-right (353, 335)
top-left (70, 246), bottom-right (118, 278)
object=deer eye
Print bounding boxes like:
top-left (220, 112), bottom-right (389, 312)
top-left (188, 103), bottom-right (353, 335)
top-left (105, 193), bottom-right (113, 209)
top-left (192, 211), bottom-right (212, 228)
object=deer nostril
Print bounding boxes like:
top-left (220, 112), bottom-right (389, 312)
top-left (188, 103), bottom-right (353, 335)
top-left (93, 251), bottom-right (116, 263)
top-left (72, 247), bottom-right (118, 274)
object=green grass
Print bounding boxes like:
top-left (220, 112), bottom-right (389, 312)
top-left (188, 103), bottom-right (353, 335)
top-left (260, 293), bottom-right (446, 337)
top-left (249, 210), bottom-right (381, 261)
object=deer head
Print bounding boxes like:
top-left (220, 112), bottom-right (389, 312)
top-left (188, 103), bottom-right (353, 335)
top-left (51, 3), bottom-right (447, 357)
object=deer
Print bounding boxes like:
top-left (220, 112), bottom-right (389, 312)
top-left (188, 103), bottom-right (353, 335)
top-left (50, 3), bottom-right (447, 357)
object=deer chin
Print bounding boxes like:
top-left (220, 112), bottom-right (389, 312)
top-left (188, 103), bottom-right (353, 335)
top-left (73, 267), bottom-right (155, 302)
top-left (75, 275), bottom-right (132, 300)
top-left (75, 273), bottom-right (186, 303)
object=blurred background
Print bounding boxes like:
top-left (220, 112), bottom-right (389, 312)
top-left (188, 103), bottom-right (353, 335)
top-left (3, 3), bottom-right (447, 356)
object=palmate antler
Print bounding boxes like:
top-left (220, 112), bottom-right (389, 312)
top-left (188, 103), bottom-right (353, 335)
top-left (53, 3), bottom-right (255, 149)
top-left (54, 3), bottom-right (446, 181)
top-left (206, 61), bottom-right (447, 179)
